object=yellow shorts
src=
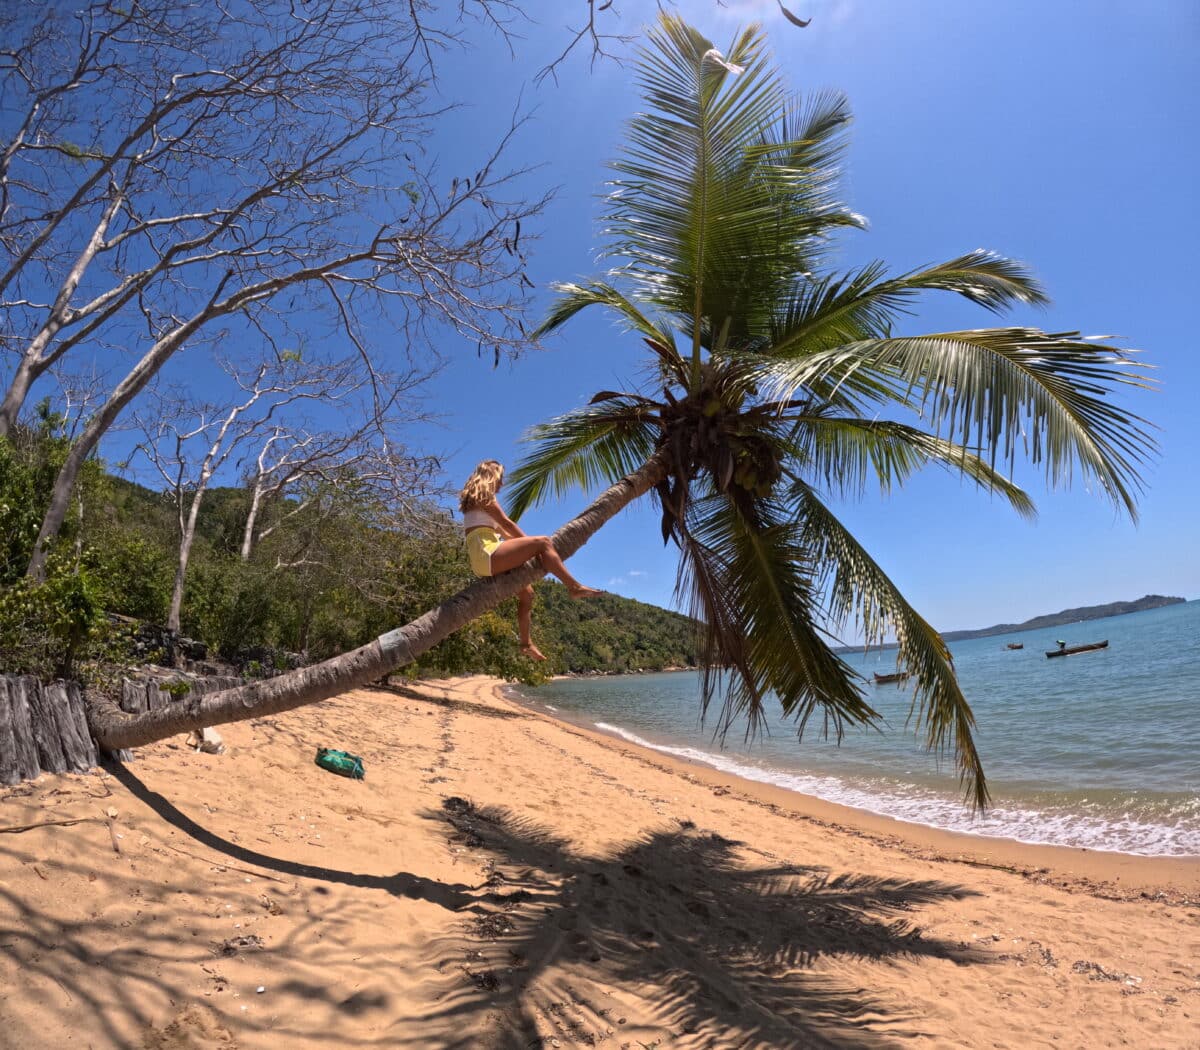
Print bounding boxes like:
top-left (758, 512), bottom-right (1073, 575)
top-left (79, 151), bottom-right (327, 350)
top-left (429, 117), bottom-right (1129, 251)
top-left (465, 527), bottom-right (502, 577)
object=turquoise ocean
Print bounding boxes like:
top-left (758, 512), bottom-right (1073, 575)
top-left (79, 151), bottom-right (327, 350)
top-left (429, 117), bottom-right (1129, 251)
top-left (511, 599), bottom-right (1200, 857)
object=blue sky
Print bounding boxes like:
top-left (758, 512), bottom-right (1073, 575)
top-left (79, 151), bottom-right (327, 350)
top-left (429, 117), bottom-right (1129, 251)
top-left (391, 0), bottom-right (1198, 635)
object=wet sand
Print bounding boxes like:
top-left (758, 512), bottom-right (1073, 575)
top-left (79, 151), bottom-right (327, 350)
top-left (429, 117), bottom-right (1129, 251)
top-left (1, 675), bottom-right (1196, 1048)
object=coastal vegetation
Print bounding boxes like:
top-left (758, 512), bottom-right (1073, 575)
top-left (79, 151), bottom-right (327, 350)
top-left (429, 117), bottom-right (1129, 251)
top-left (0, 418), bottom-right (696, 684)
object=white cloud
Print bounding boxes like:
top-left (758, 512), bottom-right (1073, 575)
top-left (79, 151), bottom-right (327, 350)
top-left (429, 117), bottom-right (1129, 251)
top-left (629, 569), bottom-right (647, 577)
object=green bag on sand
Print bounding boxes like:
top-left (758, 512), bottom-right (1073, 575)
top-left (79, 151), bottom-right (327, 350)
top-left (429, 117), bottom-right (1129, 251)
top-left (315, 747), bottom-right (365, 780)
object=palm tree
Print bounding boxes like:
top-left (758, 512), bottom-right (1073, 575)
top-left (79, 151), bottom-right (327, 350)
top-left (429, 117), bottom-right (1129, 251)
top-left (502, 15), bottom-right (1155, 807)
top-left (81, 16), bottom-right (1152, 810)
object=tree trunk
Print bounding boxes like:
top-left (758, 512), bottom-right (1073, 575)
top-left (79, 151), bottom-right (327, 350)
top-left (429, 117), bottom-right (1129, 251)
top-left (0, 354), bottom-right (39, 438)
top-left (0, 677), bottom-right (97, 785)
top-left (166, 544), bottom-right (189, 636)
top-left (86, 454), bottom-right (668, 751)
top-left (240, 478), bottom-right (266, 560)
top-left (168, 484), bottom-right (208, 634)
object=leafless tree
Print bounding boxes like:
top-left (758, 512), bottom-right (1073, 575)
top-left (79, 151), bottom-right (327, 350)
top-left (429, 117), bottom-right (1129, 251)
top-left (129, 353), bottom-right (399, 636)
top-left (0, 1), bottom-right (546, 580)
top-left (237, 367), bottom-right (438, 562)
top-left (42, 363), bottom-right (112, 443)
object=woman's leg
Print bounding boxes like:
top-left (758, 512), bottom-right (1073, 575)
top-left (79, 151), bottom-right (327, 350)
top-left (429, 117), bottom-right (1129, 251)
top-left (489, 536), bottom-right (601, 598)
top-left (516, 585), bottom-right (545, 661)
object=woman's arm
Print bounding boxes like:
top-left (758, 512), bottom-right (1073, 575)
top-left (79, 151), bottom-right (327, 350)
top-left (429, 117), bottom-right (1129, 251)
top-left (484, 500), bottom-right (524, 540)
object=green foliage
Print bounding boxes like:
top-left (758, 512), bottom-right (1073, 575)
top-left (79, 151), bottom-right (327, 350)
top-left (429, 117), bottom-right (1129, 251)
top-left (0, 424), bottom-right (146, 680)
top-left (0, 427), bottom-right (695, 684)
top-left (0, 552), bottom-right (127, 679)
top-left (1, 425), bottom-right (70, 583)
top-left (524, 584), bottom-right (695, 676)
top-left (184, 559), bottom-right (276, 657)
top-left (89, 529), bottom-right (174, 623)
top-left (1, 412), bottom-right (112, 578)
top-left (0, 442), bottom-right (41, 581)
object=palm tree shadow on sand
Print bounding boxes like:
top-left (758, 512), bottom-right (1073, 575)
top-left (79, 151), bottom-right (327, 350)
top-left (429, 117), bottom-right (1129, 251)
top-left (109, 762), bottom-right (475, 910)
top-left (408, 796), bottom-right (988, 1050)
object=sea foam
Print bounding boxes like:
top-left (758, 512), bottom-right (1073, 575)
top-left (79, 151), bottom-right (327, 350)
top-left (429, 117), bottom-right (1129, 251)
top-left (593, 722), bottom-right (1200, 857)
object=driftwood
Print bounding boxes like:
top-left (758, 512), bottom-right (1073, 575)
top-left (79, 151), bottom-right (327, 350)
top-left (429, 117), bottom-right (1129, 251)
top-left (0, 817), bottom-right (102, 834)
top-left (0, 673), bottom-right (241, 785)
top-left (0, 676), bottom-right (97, 785)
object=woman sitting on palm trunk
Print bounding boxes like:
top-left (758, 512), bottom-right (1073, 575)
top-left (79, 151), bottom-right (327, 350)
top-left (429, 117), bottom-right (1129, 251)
top-left (460, 459), bottom-right (601, 661)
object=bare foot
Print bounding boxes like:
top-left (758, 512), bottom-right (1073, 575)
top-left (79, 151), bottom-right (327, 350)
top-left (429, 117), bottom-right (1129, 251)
top-left (567, 585), bottom-right (603, 600)
top-left (520, 644), bottom-right (547, 662)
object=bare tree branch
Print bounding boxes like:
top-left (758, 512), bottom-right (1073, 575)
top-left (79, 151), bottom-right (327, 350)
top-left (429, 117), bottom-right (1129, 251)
top-left (0, 1), bottom-right (549, 579)
top-left (127, 350), bottom-right (413, 637)
top-left (534, 0), bottom-right (637, 87)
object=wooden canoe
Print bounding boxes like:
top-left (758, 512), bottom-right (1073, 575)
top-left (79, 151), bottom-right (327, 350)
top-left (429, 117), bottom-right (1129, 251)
top-left (1006, 643), bottom-right (1024, 650)
top-left (1045, 640), bottom-right (1108, 659)
top-left (873, 670), bottom-right (910, 684)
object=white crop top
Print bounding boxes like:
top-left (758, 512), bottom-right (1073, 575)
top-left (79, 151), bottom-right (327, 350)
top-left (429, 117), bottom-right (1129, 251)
top-left (463, 507), bottom-right (499, 530)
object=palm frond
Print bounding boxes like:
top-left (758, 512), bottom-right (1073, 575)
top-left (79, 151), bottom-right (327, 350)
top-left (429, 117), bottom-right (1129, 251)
top-left (506, 400), bottom-right (660, 519)
top-left (753, 89), bottom-right (855, 181)
top-left (532, 281), bottom-right (685, 381)
top-left (675, 489), bottom-right (879, 740)
top-left (761, 329), bottom-right (1156, 518)
top-left (784, 413), bottom-right (1036, 516)
top-left (739, 89), bottom-right (866, 272)
top-left (670, 507), bottom-right (764, 739)
top-left (790, 481), bottom-right (988, 808)
top-left (771, 251), bottom-right (1049, 361)
top-left (605, 16), bottom-right (857, 350)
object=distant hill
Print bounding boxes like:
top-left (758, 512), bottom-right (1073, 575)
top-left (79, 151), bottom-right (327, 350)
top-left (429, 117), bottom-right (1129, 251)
top-left (941, 594), bottom-right (1186, 642)
top-left (533, 585), bottom-right (697, 675)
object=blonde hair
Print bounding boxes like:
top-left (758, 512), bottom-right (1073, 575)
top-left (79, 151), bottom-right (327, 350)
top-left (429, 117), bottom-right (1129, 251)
top-left (459, 459), bottom-right (504, 512)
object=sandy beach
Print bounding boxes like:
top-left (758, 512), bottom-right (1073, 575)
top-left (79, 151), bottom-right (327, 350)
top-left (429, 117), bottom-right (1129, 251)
top-left (1, 675), bottom-right (1197, 1049)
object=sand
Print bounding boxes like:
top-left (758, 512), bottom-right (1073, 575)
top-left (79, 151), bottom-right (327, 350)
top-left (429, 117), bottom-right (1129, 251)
top-left (0, 675), bottom-right (1197, 1049)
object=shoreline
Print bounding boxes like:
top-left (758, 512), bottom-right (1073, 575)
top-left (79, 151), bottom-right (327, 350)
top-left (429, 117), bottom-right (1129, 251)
top-left (497, 679), bottom-right (1200, 900)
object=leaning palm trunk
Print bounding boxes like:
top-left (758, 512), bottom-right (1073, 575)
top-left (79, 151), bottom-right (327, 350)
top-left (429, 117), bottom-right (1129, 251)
top-left (85, 455), bottom-right (668, 751)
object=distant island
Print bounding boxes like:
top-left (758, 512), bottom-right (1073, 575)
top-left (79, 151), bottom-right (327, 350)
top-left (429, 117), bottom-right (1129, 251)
top-left (940, 594), bottom-right (1186, 642)
top-left (832, 594), bottom-right (1187, 654)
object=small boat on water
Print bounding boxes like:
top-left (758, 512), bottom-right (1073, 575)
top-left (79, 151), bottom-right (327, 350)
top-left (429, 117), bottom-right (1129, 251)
top-left (1045, 639), bottom-right (1108, 659)
top-left (873, 670), bottom-right (910, 684)
top-left (1006, 643), bottom-right (1024, 650)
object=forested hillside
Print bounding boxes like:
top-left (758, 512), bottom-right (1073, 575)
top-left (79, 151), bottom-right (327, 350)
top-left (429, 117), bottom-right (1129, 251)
top-left (941, 595), bottom-right (1186, 641)
top-left (529, 587), bottom-right (695, 675)
top-left (0, 421), bottom-right (695, 684)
